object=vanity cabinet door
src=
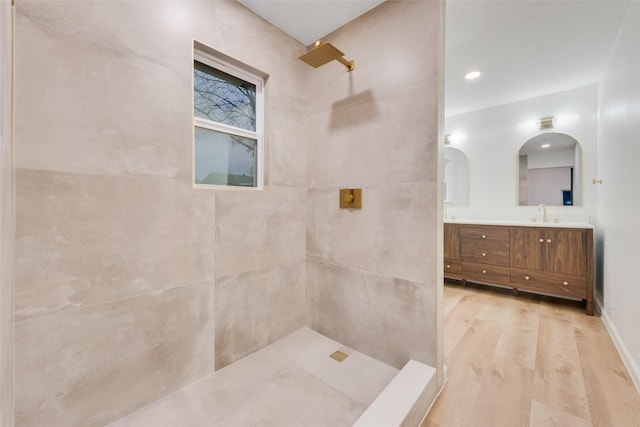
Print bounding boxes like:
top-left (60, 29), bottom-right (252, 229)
top-left (444, 224), bottom-right (461, 261)
top-left (545, 229), bottom-right (588, 276)
top-left (511, 227), bottom-right (588, 275)
top-left (510, 227), bottom-right (545, 271)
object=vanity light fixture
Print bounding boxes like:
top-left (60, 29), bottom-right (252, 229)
top-left (539, 116), bottom-right (554, 130)
top-left (464, 70), bottom-right (481, 80)
top-left (519, 114), bottom-right (579, 132)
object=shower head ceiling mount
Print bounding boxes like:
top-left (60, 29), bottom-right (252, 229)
top-left (298, 41), bottom-right (354, 72)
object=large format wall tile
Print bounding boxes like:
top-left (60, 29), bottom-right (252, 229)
top-left (307, 182), bottom-right (437, 284)
top-left (306, 82), bottom-right (438, 189)
top-left (15, 1), bottom-right (308, 182)
top-left (15, 280), bottom-right (215, 427)
top-left (15, 169), bottom-right (215, 321)
top-left (269, 92), bottom-right (308, 188)
top-left (307, 261), bottom-right (437, 369)
top-left (15, 0), bottom-right (308, 101)
top-left (215, 260), bottom-right (305, 369)
top-left (15, 1), bottom-right (218, 72)
top-left (1, 1), bottom-right (14, 423)
top-left (14, 15), bottom-right (192, 179)
top-left (215, 186), bottom-right (306, 278)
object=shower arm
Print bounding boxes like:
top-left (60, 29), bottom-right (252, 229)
top-left (336, 57), bottom-right (355, 72)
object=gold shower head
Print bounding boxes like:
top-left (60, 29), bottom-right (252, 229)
top-left (298, 41), bottom-right (354, 72)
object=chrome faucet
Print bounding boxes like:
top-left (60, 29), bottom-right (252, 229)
top-left (537, 204), bottom-right (548, 223)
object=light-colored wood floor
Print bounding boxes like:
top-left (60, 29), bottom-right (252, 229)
top-left (423, 280), bottom-right (640, 427)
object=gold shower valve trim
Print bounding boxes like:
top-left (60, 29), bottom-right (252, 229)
top-left (298, 40), bottom-right (355, 72)
top-left (339, 188), bottom-right (362, 209)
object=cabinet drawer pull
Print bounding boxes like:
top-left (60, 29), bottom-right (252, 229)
top-left (446, 264), bottom-right (451, 268)
top-left (482, 252), bottom-right (487, 257)
top-left (482, 269), bottom-right (487, 274)
top-left (547, 239), bottom-right (552, 243)
top-left (525, 275), bottom-right (530, 280)
top-left (482, 234), bottom-right (486, 239)
top-left (563, 281), bottom-right (569, 286)
top-left (539, 238), bottom-right (544, 243)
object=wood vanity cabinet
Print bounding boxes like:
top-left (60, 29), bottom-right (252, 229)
top-left (444, 223), bottom-right (594, 315)
top-left (443, 224), bottom-right (462, 279)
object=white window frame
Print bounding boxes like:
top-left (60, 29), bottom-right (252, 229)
top-left (193, 49), bottom-right (265, 190)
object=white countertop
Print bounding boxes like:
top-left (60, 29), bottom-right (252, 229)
top-left (444, 218), bottom-right (594, 229)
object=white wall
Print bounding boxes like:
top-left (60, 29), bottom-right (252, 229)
top-left (596, 1), bottom-right (640, 390)
top-left (445, 85), bottom-right (598, 223)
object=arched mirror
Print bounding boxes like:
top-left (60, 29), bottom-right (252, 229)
top-left (444, 147), bottom-right (469, 207)
top-left (518, 133), bottom-right (581, 206)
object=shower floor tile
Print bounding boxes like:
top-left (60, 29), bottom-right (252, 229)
top-left (108, 328), bottom-right (398, 427)
top-left (270, 327), bottom-right (399, 406)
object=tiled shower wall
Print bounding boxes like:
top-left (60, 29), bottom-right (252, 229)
top-left (13, 0), bottom-right (442, 426)
top-left (13, 1), bottom-right (307, 425)
top-left (1, 1), bottom-right (15, 425)
top-left (305, 0), bottom-right (441, 369)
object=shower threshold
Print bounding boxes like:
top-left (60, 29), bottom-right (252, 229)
top-left (108, 327), bottom-right (436, 427)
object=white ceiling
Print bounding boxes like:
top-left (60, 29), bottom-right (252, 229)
top-left (237, 0), bottom-right (631, 117)
top-left (238, 0), bottom-right (385, 46)
top-left (445, 0), bottom-right (630, 117)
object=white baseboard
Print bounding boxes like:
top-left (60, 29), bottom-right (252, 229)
top-left (596, 298), bottom-right (640, 393)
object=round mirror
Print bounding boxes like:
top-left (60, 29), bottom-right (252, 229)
top-left (444, 147), bottom-right (469, 207)
top-left (518, 133), bottom-right (581, 206)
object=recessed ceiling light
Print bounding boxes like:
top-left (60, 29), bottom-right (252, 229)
top-left (541, 144), bottom-right (551, 148)
top-left (464, 70), bottom-right (481, 80)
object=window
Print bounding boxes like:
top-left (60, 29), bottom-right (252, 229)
top-left (193, 47), bottom-right (264, 189)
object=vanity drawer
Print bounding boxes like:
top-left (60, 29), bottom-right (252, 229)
top-left (510, 268), bottom-right (587, 299)
top-left (444, 260), bottom-right (463, 278)
top-left (461, 247), bottom-right (510, 265)
top-left (461, 225), bottom-right (510, 266)
top-left (463, 262), bottom-right (511, 285)
top-left (461, 225), bottom-right (510, 242)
